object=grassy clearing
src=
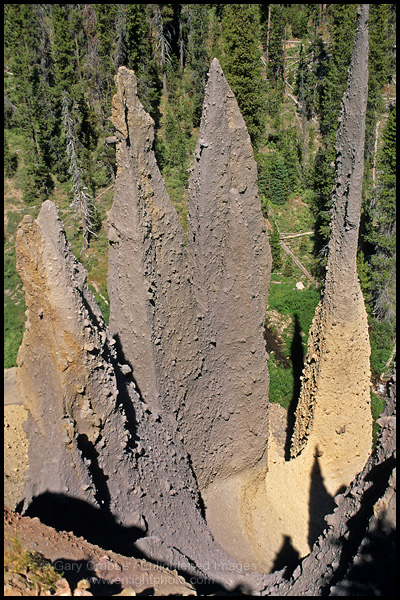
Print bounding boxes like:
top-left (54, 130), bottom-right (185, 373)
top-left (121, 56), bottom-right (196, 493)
top-left (266, 278), bottom-right (321, 409)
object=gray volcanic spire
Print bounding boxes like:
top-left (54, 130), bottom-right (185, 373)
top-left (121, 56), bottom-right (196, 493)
top-left (106, 66), bottom-right (201, 418)
top-left (15, 201), bottom-right (133, 514)
top-left (14, 200), bottom-right (271, 592)
top-left (185, 58), bottom-right (272, 489)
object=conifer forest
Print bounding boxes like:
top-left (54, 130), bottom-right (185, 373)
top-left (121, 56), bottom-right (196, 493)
top-left (4, 3), bottom-right (396, 424)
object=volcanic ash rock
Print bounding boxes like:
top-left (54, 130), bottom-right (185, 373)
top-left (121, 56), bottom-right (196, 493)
top-left (186, 58), bottom-right (272, 489)
top-left (290, 4), bottom-right (373, 495)
top-left (15, 201), bottom-right (273, 592)
top-left (106, 66), bottom-right (201, 420)
top-left (15, 200), bottom-right (130, 512)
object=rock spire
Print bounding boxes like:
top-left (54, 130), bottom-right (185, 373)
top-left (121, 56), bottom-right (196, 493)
top-left (106, 66), bottom-right (200, 418)
top-left (106, 62), bottom-right (271, 490)
top-left (15, 200), bottom-right (271, 591)
top-left (289, 4), bottom-right (372, 494)
top-left (186, 57), bottom-right (272, 488)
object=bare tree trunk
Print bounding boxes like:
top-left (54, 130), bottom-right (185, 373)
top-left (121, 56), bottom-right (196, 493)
top-left (372, 120), bottom-right (380, 182)
top-left (265, 5), bottom-right (271, 65)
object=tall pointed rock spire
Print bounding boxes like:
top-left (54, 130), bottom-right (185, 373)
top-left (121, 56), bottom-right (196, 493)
top-left (106, 67), bottom-right (201, 417)
top-left (185, 58), bottom-right (272, 488)
top-left (290, 5), bottom-right (372, 494)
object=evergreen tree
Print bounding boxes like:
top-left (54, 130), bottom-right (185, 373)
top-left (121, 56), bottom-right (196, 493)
top-left (221, 4), bottom-right (266, 146)
top-left (186, 5), bottom-right (209, 126)
top-left (295, 35), bottom-right (329, 121)
top-left (310, 4), bottom-right (357, 265)
top-left (51, 4), bottom-right (79, 91)
top-left (364, 4), bottom-right (392, 162)
top-left (62, 91), bottom-right (98, 253)
top-left (271, 153), bottom-right (289, 205)
top-left (4, 4), bottom-right (54, 203)
top-left (365, 107), bottom-right (396, 323)
top-left (319, 4), bottom-right (358, 143)
top-left (93, 4), bottom-right (118, 116)
top-left (126, 5), bottom-right (162, 125)
top-left (4, 134), bottom-right (18, 178)
top-left (267, 4), bottom-right (286, 82)
top-left (269, 220), bottom-right (282, 272)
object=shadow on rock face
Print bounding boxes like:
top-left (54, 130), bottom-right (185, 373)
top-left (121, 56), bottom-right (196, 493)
top-left (285, 313), bottom-right (305, 461)
top-left (19, 492), bottom-right (145, 559)
top-left (271, 535), bottom-right (301, 578)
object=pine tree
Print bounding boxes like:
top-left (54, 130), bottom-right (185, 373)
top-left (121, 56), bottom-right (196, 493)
top-left (186, 5), bottom-right (209, 126)
top-left (270, 220), bottom-right (282, 272)
top-left (4, 4), bottom-right (54, 203)
top-left (267, 4), bottom-right (286, 82)
top-left (51, 4), bottom-right (78, 91)
top-left (93, 4), bottom-right (118, 116)
top-left (365, 107), bottom-right (396, 323)
top-left (364, 4), bottom-right (392, 162)
top-left (311, 4), bottom-right (357, 264)
top-left (221, 4), bottom-right (266, 146)
top-left (319, 4), bottom-right (358, 143)
top-left (62, 91), bottom-right (98, 253)
top-left (271, 153), bottom-right (289, 205)
top-left (125, 5), bottom-right (162, 125)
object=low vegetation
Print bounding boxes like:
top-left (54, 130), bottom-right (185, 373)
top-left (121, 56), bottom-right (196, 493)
top-left (4, 531), bottom-right (62, 595)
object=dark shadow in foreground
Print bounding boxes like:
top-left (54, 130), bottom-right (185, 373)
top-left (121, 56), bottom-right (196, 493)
top-left (21, 493), bottom-right (145, 559)
top-left (18, 492), bottom-right (256, 596)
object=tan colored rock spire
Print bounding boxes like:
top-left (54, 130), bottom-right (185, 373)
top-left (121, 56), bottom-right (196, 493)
top-left (290, 4), bottom-right (372, 494)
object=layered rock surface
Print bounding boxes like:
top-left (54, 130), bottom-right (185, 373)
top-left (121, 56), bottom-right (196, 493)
top-left (290, 3), bottom-right (373, 495)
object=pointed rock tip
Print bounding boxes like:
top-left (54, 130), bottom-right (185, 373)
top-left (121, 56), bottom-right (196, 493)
top-left (209, 57), bottom-right (222, 75)
top-left (37, 199), bottom-right (61, 219)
